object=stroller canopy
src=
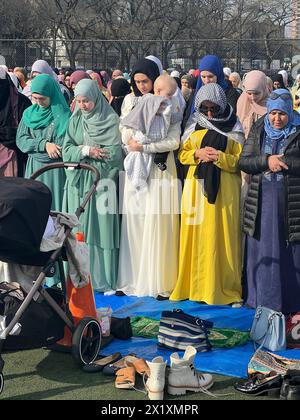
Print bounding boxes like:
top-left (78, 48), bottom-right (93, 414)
top-left (0, 177), bottom-right (52, 265)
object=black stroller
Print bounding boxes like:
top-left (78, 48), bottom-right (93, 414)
top-left (0, 163), bottom-right (102, 395)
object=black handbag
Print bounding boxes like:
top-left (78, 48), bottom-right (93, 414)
top-left (157, 309), bottom-right (213, 352)
top-left (111, 316), bottom-right (132, 340)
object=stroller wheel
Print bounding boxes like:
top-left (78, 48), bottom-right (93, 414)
top-left (72, 317), bottom-right (102, 366)
top-left (0, 373), bottom-right (4, 395)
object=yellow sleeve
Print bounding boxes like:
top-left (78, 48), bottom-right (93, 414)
top-left (214, 139), bottom-right (243, 173)
top-left (178, 130), bottom-right (207, 166)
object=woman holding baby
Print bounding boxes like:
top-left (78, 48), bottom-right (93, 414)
top-left (116, 57), bottom-right (181, 299)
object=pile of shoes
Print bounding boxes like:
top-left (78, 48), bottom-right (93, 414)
top-left (234, 369), bottom-right (300, 400)
top-left (82, 345), bottom-right (214, 400)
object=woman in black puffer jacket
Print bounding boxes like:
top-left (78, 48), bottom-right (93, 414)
top-left (239, 89), bottom-right (300, 314)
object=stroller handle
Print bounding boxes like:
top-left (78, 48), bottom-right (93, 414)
top-left (30, 162), bottom-right (100, 184)
top-left (30, 163), bottom-right (100, 217)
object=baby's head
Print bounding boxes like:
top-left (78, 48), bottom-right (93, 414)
top-left (154, 74), bottom-right (177, 99)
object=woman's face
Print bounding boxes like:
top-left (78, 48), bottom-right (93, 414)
top-left (246, 90), bottom-right (262, 104)
top-left (273, 81), bottom-right (281, 90)
top-left (31, 93), bottom-right (50, 108)
top-left (31, 71), bottom-right (41, 80)
top-left (65, 76), bottom-right (71, 88)
top-left (229, 75), bottom-right (239, 88)
top-left (200, 71), bottom-right (217, 85)
top-left (269, 110), bottom-right (289, 129)
top-left (76, 96), bottom-right (95, 112)
top-left (181, 79), bottom-right (189, 88)
top-left (199, 100), bottom-right (221, 120)
top-left (134, 73), bottom-right (153, 95)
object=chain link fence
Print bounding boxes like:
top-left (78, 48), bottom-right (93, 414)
top-left (1, 38), bottom-right (300, 76)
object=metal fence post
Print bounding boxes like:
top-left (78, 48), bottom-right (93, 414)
top-left (91, 40), bottom-right (94, 70)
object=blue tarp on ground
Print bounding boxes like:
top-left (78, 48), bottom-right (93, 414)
top-left (94, 293), bottom-right (300, 378)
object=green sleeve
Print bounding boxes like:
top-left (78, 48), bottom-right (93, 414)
top-left (62, 122), bottom-right (83, 163)
top-left (16, 119), bottom-right (47, 153)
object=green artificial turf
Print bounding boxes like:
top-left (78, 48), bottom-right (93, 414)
top-left (0, 348), bottom-right (274, 400)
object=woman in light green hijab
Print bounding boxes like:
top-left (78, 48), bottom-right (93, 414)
top-left (63, 79), bottom-right (123, 292)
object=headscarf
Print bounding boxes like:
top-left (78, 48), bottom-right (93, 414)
top-left (31, 59), bottom-right (58, 80)
top-left (71, 79), bottom-right (120, 147)
top-left (100, 71), bottom-right (111, 88)
top-left (237, 70), bottom-right (269, 138)
top-left (196, 55), bottom-right (229, 90)
top-left (278, 70), bottom-right (289, 88)
top-left (170, 70), bottom-right (180, 78)
top-left (193, 83), bottom-right (237, 204)
top-left (264, 89), bottom-right (300, 141)
top-left (130, 58), bottom-right (160, 97)
top-left (146, 55), bottom-right (163, 75)
top-left (110, 78), bottom-right (131, 116)
top-left (223, 67), bottom-right (232, 77)
top-left (192, 55), bottom-right (229, 113)
top-left (194, 83), bottom-right (236, 134)
top-left (111, 78), bottom-right (131, 98)
top-left (266, 77), bottom-right (273, 94)
top-left (181, 74), bottom-right (193, 88)
top-left (90, 72), bottom-right (104, 89)
top-left (8, 72), bottom-right (22, 92)
top-left (69, 70), bottom-right (91, 87)
top-left (229, 72), bottom-right (242, 89)
top-left (272, 74), bottom-right (285, 89)
top-left (14, 68), bottom-right (26, 89)
top-left (22, 74), bottom-right (71, 137)
top-left (0, 72), bottom-right (18, 128)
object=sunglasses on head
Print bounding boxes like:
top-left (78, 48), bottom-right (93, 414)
top-left (199, 104), bottom-right (221, 116)
top-left (269, 91), bottom-right (292, 101)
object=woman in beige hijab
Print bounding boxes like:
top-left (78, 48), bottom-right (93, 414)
top-left (237, 71), bottom-right (269, 259)
top-left (237, 70), bottom-right (269, 139)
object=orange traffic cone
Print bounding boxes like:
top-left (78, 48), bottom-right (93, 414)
top-left (56, 232), bottom-right (97, 349)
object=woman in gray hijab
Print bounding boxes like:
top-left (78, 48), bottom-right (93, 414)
top-left (170, 83), bottom-right (244, 307)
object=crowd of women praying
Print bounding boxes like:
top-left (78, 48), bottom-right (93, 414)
top-left (0, 55), bottom-right (300, 316)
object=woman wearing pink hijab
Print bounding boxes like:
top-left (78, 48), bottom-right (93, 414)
top-left (237, 71), bottom-right (269, 254)
top-left (237, 70), bottom-right (269, 139)
top-left (90, 72), bottom-right (110, 100)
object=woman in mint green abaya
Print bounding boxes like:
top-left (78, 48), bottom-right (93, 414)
top-left (16, 74), bottom-right (71, 212)
top-left (63, 79), bottom-right (123, 292)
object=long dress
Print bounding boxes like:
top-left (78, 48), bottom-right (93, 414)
top-left (245, 137), bottom-right (300, 314)
top-left (117, 94), bottom-right (181, 298)
top-left (170, 129), bottom-right (242, 304)
top-left (63, 117), bottom-right (123, 292)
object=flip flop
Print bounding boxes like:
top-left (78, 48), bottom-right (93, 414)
top-left (82, 352), bottom-right (122, 373)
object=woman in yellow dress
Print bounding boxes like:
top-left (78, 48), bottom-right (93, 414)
top-left (170, 83), bottom-right (244, 306)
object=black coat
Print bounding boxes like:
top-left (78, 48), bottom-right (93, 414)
top-left (239, 116), bottom-right (300, 243)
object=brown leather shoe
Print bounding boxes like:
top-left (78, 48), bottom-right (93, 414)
top-left (126, 357), bottom-right (150, 377)
top-left (115, 366), bottom-right (136, 389)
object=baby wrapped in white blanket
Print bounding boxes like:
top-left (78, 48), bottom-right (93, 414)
top-left (122, 75), bottom-right (182, 190)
